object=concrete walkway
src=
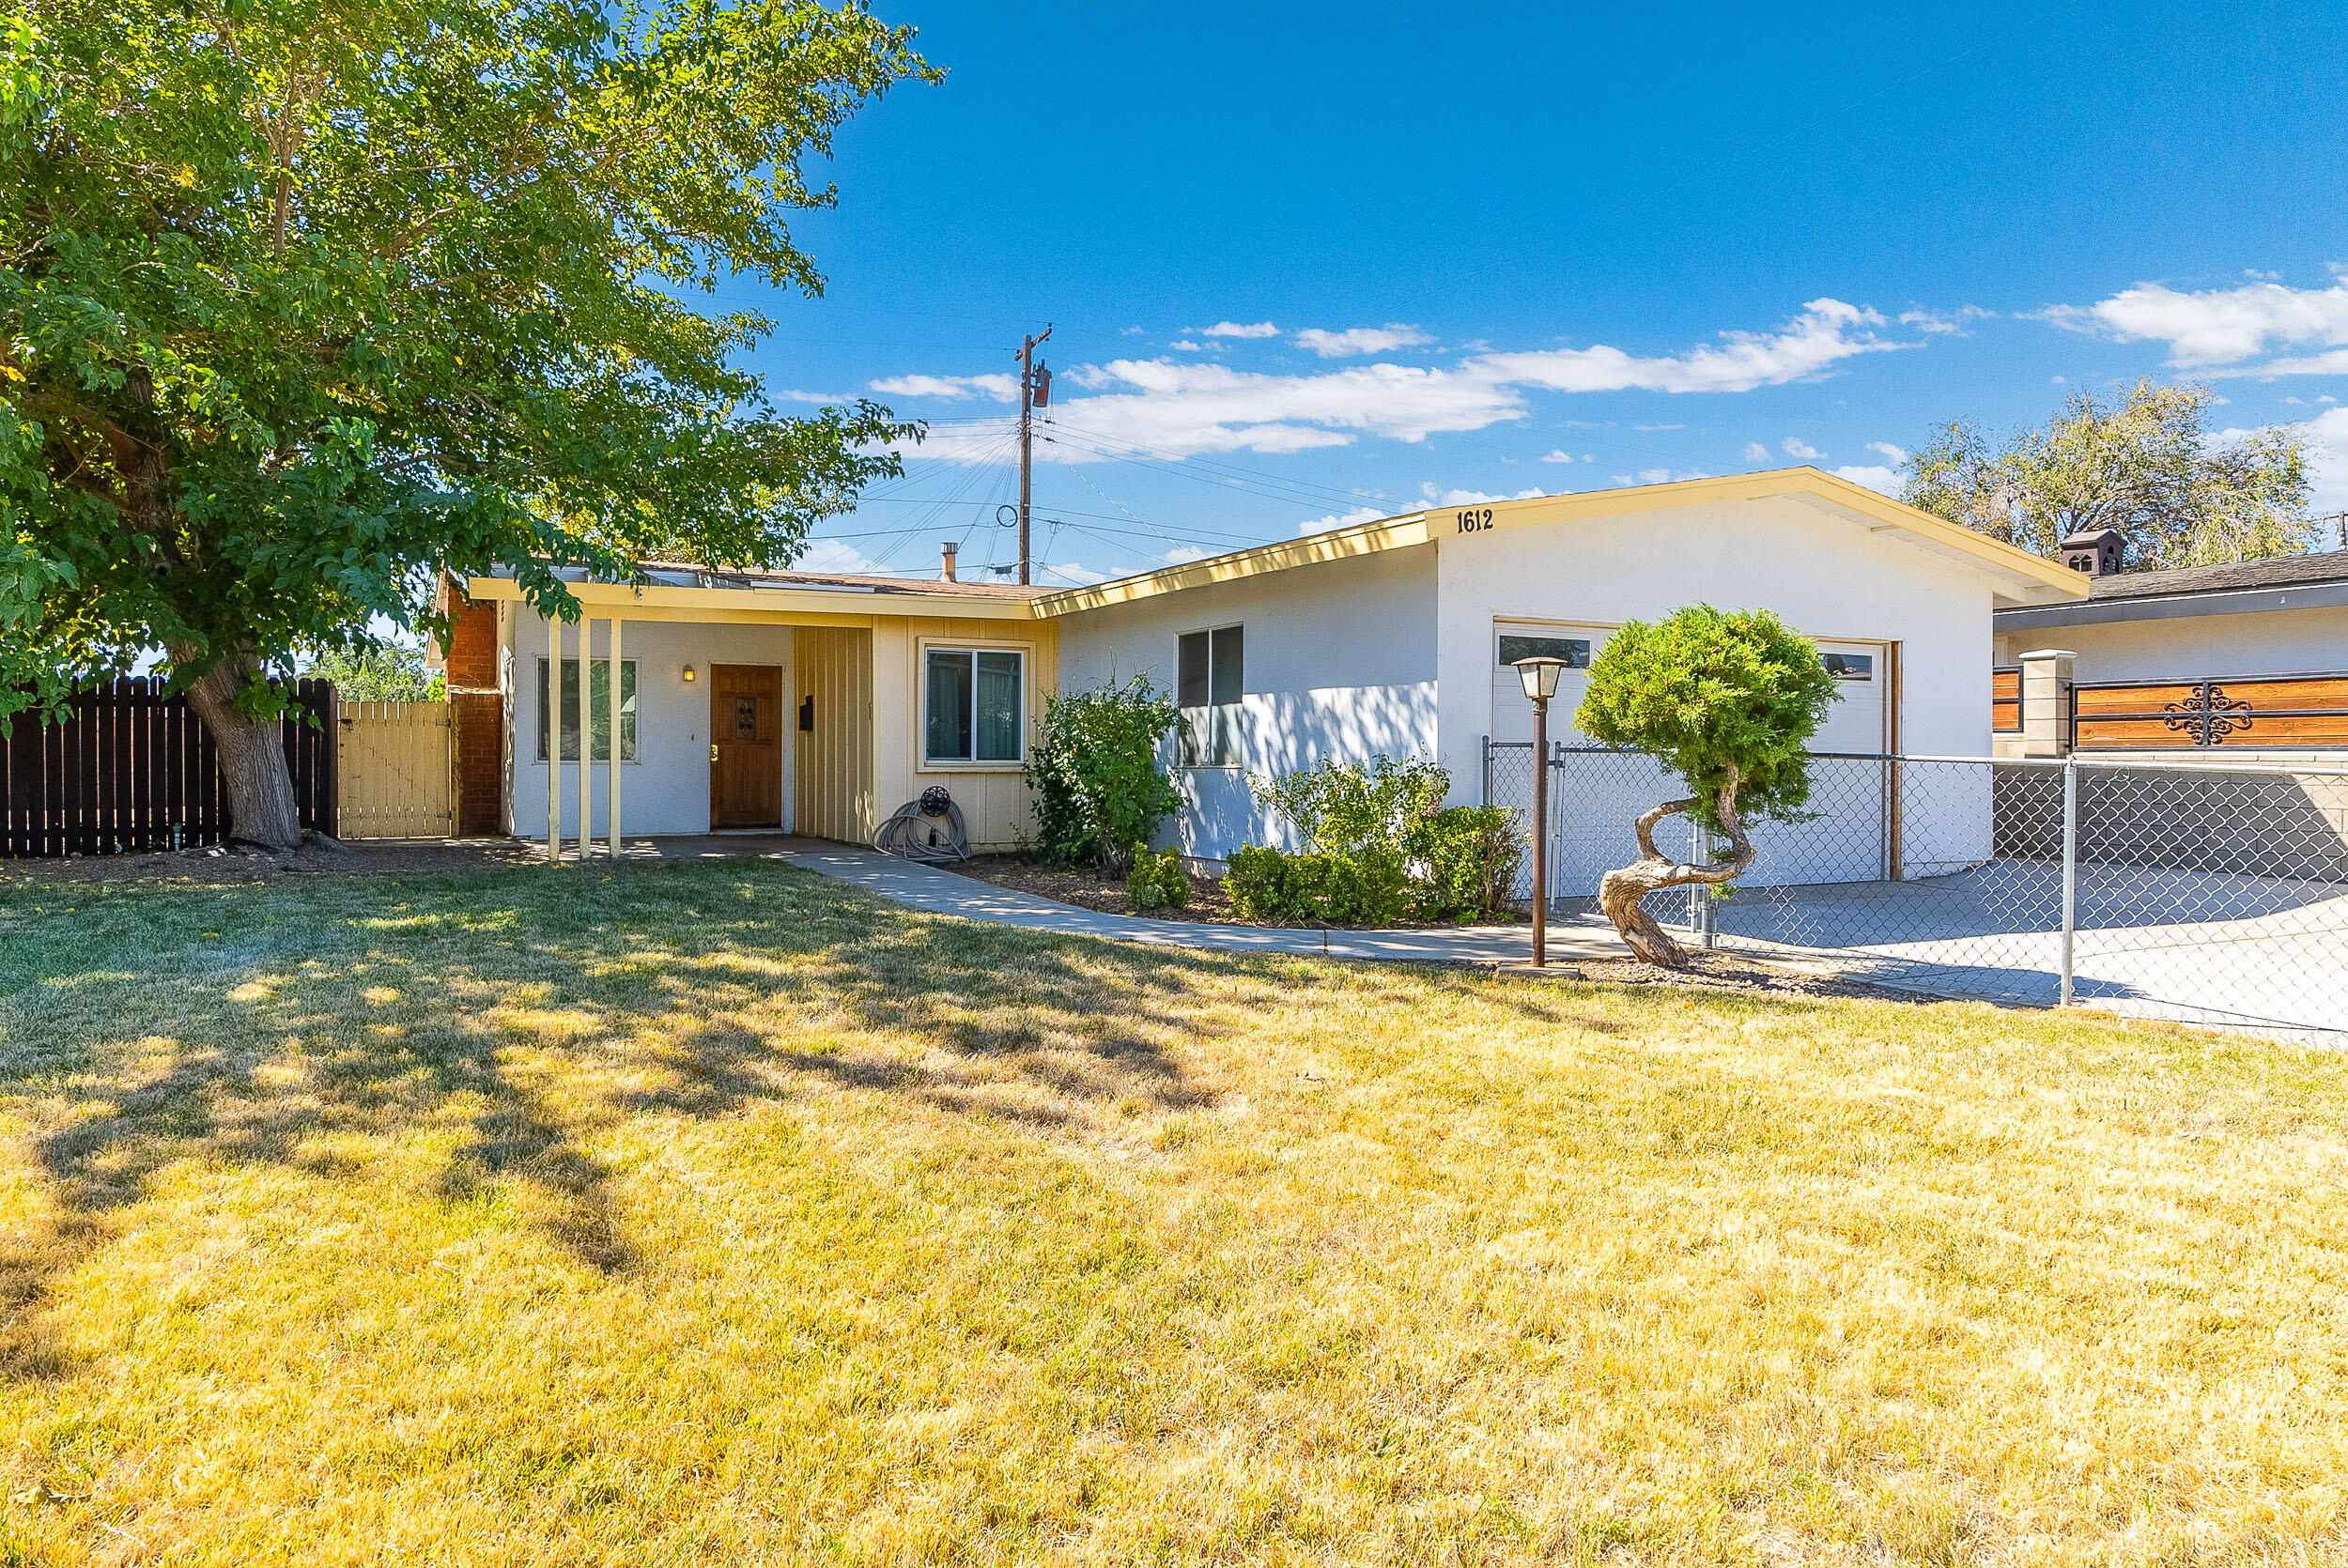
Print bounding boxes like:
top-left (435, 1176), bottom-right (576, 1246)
top-left (785, 848), bottom-right (1629, 967)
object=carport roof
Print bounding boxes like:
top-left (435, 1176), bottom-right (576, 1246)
top-left (1027, 467), bottom-right (2092, 615)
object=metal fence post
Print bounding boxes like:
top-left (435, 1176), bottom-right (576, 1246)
top-left (2058, 754), bottom-right (2078, 1007)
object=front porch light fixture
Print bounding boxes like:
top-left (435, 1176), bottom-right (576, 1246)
top-left (681, 663), bottom-right (697, 684)
top-left (1513, 655), bottom-right (1570, 967)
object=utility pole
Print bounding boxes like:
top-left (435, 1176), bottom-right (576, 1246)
top-left (1016, 324), bottom-right (1053, 585)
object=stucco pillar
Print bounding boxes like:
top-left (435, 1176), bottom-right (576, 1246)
top-left (2017, 648), bottom-right (2076, 759)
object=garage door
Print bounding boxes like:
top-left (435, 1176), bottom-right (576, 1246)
top-left (1741, 640), bottom-right (1891, 885)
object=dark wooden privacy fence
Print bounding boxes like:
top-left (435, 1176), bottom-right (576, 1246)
top-left (1, 679), bottom-right (336, 857)
top-left (2073, 672), bottom-right (2348, 750)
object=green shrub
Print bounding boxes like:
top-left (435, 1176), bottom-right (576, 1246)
top-left (1223, 842), bottom-right (1410, 927)
top-left (1026, 676), bottom-right (1185, 871)
top-left (1233, 756), bottom-right (1522, 927)
top-left (1249, 755), bottom-right (1447, 858)
top-left (1405, 805), bottom-right (1523, 922)
top-left (1124, 843), bottom-right (1191, 911)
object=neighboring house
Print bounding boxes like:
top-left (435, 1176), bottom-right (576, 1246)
top-left (441, 468), bottom-right (2085, 858)
top-left (1991, 536), bottom-right (2348, 757)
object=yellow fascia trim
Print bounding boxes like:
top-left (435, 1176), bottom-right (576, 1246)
top-left (1027, 468), bottom-right (2085, 617)
top-left (463, 576), bottom-right (1043, 623)
top-left (1447, 469), bottom-right (2088, 600)
top-left (1029, 512), bottom-right (1433, 616)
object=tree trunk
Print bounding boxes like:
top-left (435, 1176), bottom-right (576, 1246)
top-left (177, 649), bottom-right (303, 851)
top-left (1596, 766), bottom-right (1756, 966)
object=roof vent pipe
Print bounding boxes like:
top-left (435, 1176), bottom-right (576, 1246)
top-left (941, 541), bottom-right (958, 582)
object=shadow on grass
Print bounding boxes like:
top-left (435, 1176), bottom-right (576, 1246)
top-left (0, 857), bottom-right (1248, 1381)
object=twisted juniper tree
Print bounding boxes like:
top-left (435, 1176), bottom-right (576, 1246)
top-left (0, 0), bottom-right (933, 846)
top-left (1574, 606), bottom-right (1839, 966)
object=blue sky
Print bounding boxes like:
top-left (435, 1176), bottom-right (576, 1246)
top-left (741, 0), bottom-right (2348, 587)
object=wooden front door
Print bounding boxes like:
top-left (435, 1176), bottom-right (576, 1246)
top-left (709, 665), bottom-right (782, 828)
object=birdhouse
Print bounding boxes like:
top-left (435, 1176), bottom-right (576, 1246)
top-left (2059, 528), bottom-right (2122, 577)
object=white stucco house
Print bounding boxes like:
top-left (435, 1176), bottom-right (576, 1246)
top-left (443, 469), bottom-right (2085, 870)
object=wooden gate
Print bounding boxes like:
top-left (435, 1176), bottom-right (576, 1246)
top-left (336, 701), bottom-right (454, 838)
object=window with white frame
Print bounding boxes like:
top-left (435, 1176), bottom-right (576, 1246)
top-left (1178, 624), bottom-right (1244, 766)
top-left (536, 657), bottom-right (637, 761)
top-left (925, 647), bottom-right (1024, 763)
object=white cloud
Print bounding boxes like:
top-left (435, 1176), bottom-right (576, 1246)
top-left (1167, 340), bottom-right (1205, 352)
top-left (1897, 305), bottom-right (1994, 335)
top-left (1866, 440), bottom-right (1908, 465)
top-left (1202, 321), bottom-right (1279, 339)
top-left (1422, 484), bottom-right (1546, 506)
top-left (1782, 437), bottom-right (1823, 459)
top-left (1607, 469), bottom-right (1711, 487)
top-left (1537, 449), bottom-right (1577, 464)
top-left (1831, 465), bottom-right (1902, 496)
top-left (795, 537), bottom-right (893, 576)
top-left (867, 373), bottom-right (1019, 402)
top-left (1740, 440), bottom-right (1770, 463)
top-left (1120, 326), bottom-right (1146, 335)
top-left (1633, 423), bottom-right (1686, 431)
top-left (2323, 394), bottom-right (2340, 405)
top-left (1293, 324), bottom-right (1434, 358)
top-left (892, 300), bottom-right (1916, 463)
top-left (1037, 560), bottom-right (1111, 587)
top-left (2035, 276), bottom-right (2348, 369)
top-left (1160, 545), bottom-right (1212, 564)
top-left (1298, 505), bottom-right (1387, 535)
top-left (774, 388), bottom-right (857, 404)
top-left (1474, 299), bottom-right (1905, 395)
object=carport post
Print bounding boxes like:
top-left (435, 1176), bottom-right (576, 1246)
top-left (579, 616), bottom-right (594, 859)
top-left (609, 616), bottom-right (624, 859)
top-left (2058, 756), bottom-right (2078, 1007)
top-left (547, 610), bottom-right (561, 863)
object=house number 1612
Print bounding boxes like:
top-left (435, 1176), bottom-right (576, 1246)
top-left (1454, 508), bottom-right (1495, 533)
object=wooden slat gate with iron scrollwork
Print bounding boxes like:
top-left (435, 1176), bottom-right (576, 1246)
top-left (2072, 672), bottom-right (2348, 749)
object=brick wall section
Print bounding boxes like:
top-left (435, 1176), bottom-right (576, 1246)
top-left (451, 691), bottom-right (504, 836)
top-left (441, 583), bottom-right (501, 691)
top-left (440, 578), bottom-right (506, 836)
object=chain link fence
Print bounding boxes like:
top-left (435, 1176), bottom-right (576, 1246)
top-left (1486, 741), bottom-right (2348, 1044)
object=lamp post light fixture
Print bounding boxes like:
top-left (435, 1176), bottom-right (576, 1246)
top-left (1513, 655), bottom-right (1569, 968)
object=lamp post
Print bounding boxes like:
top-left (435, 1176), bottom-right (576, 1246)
top-left (1513, 656), bottom-right (1568, 967)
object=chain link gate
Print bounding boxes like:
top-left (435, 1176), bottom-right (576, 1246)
top-left (1487, 740), bottom-right (2348, 1044)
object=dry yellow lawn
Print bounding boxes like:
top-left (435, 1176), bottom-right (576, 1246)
top-left (2, 857), bottom-right (2345, 1565)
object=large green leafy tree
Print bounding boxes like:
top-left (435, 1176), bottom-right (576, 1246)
top-left (0, 0), bottom-right (932, 846)
top-left (1903, 379), bottom-right (2313, 571)
top-left (1574, 606), bottom-right (1839, 967)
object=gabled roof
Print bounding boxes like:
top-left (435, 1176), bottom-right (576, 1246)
top-left (1996, 547), bottom-right (2348, 631)
top-left (2078, 551), bottom-right (2348, 601)
top-left (1029, 468), bottom-right (2091, 614)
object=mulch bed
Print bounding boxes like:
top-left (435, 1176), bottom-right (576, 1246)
top-left (1530, 948), bottom-right (1941, 1004)
top-left (940, 853), bottom-right (1529, 932)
